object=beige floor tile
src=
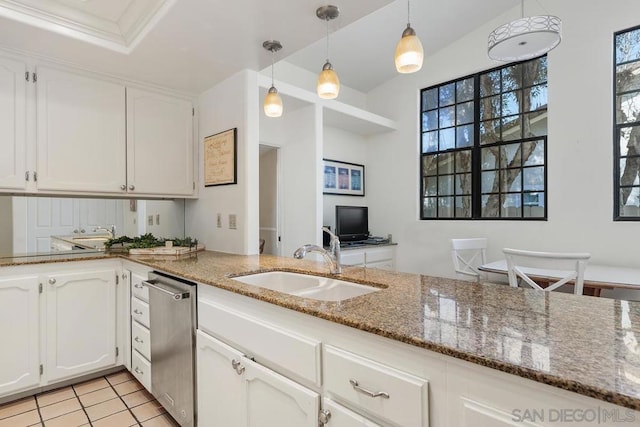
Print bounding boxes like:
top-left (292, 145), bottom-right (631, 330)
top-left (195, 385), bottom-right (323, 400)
top-left (42, 409), bottom-right (88, 427)
top-left (105, 371), bottom-right (134, 386)
top-left (91, 410), bottom-right (138, 426)
top-left (36, 387), bottom-right (75, 407)
top-left (73, 377), bottom-right (110, 396)
top-left (121, 390), bottom-right (154, 409)
top-left (141, 414), bottom-right (179, 427)
top-left (114, 380), bottom-right (143, 396)
top-left (85, 398), bottom-right (126, 421)
top-left (0, 409), bottom-right (40, 426)
top-left (0, 396), bottom-right (36, 420)
top-left (131, 401), bottom-right (165, 422)
top-left (78, 387), bottom-right (117, 407)
top-left (39, 398), bottom-right (81, 421)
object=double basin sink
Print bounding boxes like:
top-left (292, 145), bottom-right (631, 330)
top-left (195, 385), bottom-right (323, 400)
top-left (231, 271), bottom-right (382, 302)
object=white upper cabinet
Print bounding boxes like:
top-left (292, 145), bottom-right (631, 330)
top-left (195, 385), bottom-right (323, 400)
top-left (126, 88), bottom-right (194, 196)
top-left (0, 57), bottom-right (27, 190)
top-left (36, 66), bottom-right (127, 193)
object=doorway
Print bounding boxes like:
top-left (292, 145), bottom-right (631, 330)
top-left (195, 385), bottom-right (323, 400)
top-left (259, 144), bottom-right (281, 255)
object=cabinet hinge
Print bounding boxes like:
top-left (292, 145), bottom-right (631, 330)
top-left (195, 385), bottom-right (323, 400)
top-left (39, 283), bottom-right (42, 293)
top-left (33, 172), bottom-right (37, 182)
top-left (25, 171), bottom-right (29, 182)
top-left (25, 71), bottom-right (29, 82)
top-left (115, 275), bottom-right (119, 285)
top-left (33, 72), bottom-right (37, 83)
top-left (192, 107), bottom-right (194, 116)
top-left (193, 181), bottom-right (195, 190)
top-left (116, 347), bottom-right (119, 357)
top-left (39, 364), bottom-right (43, 375)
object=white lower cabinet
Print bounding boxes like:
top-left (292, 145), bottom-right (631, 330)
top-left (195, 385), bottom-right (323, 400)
top-left (322, 398), bottom-right (381, 427)
top-left (340, 246), bottom-right (396, 270)
top-left (0, 275), bottom-right (40, 396)
top-left (126, 266), bottom-right (153, 393)
top-left (43, 269), bottom-right (117, 382)
top-left (196, 330), bottom-right (319, 427)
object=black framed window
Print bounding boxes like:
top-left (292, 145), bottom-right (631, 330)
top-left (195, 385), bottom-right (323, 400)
top-left (420, 56), bottom-right (548, 220)
top-left (614, 25), bottom-right (640, 220)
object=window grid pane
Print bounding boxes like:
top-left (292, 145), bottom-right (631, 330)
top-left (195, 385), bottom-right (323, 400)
top-left (420, 55), bottom-right (547, 220)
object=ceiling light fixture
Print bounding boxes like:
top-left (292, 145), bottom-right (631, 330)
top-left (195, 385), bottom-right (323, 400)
top-left (488, 0), bottom-right (561, 62)
top-left (262, 40), bottom-right (283, 118)
top-left (395, 0), bottom-right (423, 74)
top-left (316, 5), bottom-right (340, 100)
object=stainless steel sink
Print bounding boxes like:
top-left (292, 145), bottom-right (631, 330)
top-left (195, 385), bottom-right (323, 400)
top-left (231, 271), bottom-right (381, 302)
top-left (72, 236), bottom-right (110, 241)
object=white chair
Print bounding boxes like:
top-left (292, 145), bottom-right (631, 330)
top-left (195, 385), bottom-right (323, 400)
top-left (451, 238), bottom-right (488, 282)
top-left (502, 248), bottom-right (591, 295)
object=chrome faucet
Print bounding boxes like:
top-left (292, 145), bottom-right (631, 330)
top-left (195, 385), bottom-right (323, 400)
top-left (293, 227), bottom-right (342, 274)
top-left (93, 224), bottom-right (116, 239)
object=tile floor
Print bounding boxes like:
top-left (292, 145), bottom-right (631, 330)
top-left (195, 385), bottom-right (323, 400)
top-left (0, 370), bottom-right (179, 426)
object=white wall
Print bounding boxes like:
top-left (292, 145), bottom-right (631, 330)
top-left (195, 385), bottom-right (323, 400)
top-left (186, 70), bottom-right (260, 254)
top-left (365, 0), bottom-right (640, 280)
top-left (322, 126), bottom-right (369, 232)
top-left (0, 197), bottom-right (12, 255)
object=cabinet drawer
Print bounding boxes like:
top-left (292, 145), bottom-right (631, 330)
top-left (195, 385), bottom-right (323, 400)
top-left (341, 251), bottom-right (365, 266)
top-left (131, 320), bottom-right (151, 360)
top-left (131, 297), bottom-right (150, 328)
top-left (198, 299), bottom-right (321, 386)
top-left (365, 248), bottom-right (394, 264)
top-left (324, 398), bottom-right (381, 426)
top-left (324, 345), bottom-right (428, 427)
top-left (131, 274), bottom-right (149, 302)
top-left (131, 350), bottom-right (151, 392)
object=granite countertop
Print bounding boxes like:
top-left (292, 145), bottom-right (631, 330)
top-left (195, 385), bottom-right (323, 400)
top-left (1, 250), bottom-right (639, 410)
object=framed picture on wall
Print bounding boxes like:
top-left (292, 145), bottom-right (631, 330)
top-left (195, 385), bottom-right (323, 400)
top-left (204, 128), bottom-right (237, 186)
top-left (322, 159), bottom-right (365, 196)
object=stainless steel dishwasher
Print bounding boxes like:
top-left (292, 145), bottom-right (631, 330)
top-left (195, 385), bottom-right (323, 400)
top-left (144, 271), bottom-right (197, 427)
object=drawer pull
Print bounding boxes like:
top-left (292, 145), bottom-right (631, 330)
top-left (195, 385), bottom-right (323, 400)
top-left (134, 367), bottom-right (144, 375)
top-left (231, 359), bottom-right (245, 375)
top-left (134, 283), bottom-right (144, 289)
top-left (134, 336), bottom-right (144, 343)
top-left (133, 309), bottom-right (143, 315)
top-left (349, 379), bottom-right (390, 399)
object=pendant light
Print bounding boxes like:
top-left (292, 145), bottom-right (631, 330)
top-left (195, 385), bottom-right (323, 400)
top-left (262, 40), bottom-right (283, 118)
top-left (395, 0), bottom-right (423, 74)
top-left (487, 0), bottom-right (561, 62)
top-left (316, 5), bottom-right (340, 99)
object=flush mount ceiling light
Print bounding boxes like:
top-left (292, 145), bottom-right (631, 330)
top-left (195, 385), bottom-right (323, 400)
top-left (395, 0), bottom-right (423, 74)
top-left (316, 5), bottom-right (340, 100)
top-left (488, 0), bottom-right (561, 62)
top-left (262, 40), bottom-right (283, 118)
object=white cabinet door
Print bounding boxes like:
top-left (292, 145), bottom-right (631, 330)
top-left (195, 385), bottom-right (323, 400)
top-left (0, 57), bottom-right (27, 191)
top-left (126, 88), bottom-right (193, 196)
top-left (243, 356), bottom-right (320, 427)
top-left (323, 398), bottom-right (381, 426)
top-left (0, 275), bottom-right (40, 397)
top-left (36, 67), bottom-right (126, 193)
top-left (196, 330), bottom-right (245, 427)
top-left (44, 269), bottom-right (117, 382)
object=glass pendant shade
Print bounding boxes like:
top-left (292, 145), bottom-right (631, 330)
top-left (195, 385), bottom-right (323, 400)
top-left (395, 25), bottom-right (423, 73)
top-left (317, 62), bottom-right (340, 99)
top-left (264, 86), bottom-right (283, 118)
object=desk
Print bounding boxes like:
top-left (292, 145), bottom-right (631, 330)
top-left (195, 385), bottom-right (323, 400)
top-left (479, 260), bottom-right (640, 292)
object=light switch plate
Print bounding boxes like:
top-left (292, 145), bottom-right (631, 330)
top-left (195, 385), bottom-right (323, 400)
top-left (229, 214), bottom-right (237, 229)
top-left (147, 215), bottom-right (153, 226)
top-left (156, 214), bottom-right (160, 225)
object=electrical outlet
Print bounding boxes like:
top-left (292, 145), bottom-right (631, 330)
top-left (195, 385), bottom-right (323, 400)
top-left (216, 213), bottom-right (222, 228)
top-left (229, 214), bottom-right (237, 230)
top-left (147, 215), bottom-right (153, 226)
top-left (156, 214), bottom-right (160, 225)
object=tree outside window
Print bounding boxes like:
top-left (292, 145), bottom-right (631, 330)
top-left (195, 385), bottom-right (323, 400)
top-left (420, 56), bottom-right (547, 220)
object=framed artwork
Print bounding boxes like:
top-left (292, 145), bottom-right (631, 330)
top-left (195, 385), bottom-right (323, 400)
top-left (323, 159), bottom-right (365, 196)
top-left (204, 128), bottom-right (237, 186)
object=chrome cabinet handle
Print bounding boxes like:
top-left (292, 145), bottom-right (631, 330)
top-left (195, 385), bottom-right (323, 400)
top-left (318, 409), bottom-right (332, 425)
top-left (48, 278), bottom-right (56, 285)
top-left (349, 379), bottom-right (390, 399)
top-left (231, 359), bottom-right (245, 375)
top-left (129, 184), bottom-right (135, 191)
top-left (134, 283), bottom-right (144, 289)
top-left (122, 273), bottom-right (128, 280)
top-left (73, 229), bottom-right (79, 234)
top-left (134, 367), bottom-right (143, 375)
top-left (121, 184), bottom-right (126, 191)
top-left (134, 336), bottom-right (143, 343)
top-left (80, 229), bottom-right (85, 233)
top-left (133, 309), bottom-right (143, 315)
